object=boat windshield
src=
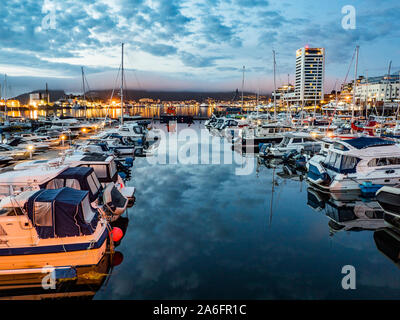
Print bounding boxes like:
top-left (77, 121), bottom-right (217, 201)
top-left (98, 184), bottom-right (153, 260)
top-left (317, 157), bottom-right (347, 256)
top-left (109, 161), bottom-right (117, 178)
top-left (279, 137), bottom-right (290, 147)
top-left (368, 157), bottom-right (400, 167)
top-left (324, 152), bottom-right (359, 173)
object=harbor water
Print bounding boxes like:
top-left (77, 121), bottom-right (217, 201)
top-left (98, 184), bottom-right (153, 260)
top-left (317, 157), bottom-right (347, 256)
top-left (91, 122), bottom-right (400, 300)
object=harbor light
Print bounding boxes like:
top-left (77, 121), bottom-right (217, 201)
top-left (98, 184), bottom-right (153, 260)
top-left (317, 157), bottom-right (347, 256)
top-left (61, 134), bottom-right (66, 147)
top-left (27, 145), bottom-right (34, 159)
top-left (311, 132), bottom-right (318, 139)
top-left (326, 131), bottom-right (334, 138)
top-left (81, 128), bottom-right (87, 133)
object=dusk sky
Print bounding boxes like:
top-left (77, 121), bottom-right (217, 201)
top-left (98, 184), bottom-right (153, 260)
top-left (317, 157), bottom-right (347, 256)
top-left (1, 0), bottom-right (399, 96)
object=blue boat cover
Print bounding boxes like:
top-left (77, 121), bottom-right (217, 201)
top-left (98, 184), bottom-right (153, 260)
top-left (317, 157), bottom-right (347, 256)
top-left (344, 137), bottom-right (395, 149)
top-left (40, 167), bottom-right (100, 202)
top-left (26, 187), bottom-right (99, 239)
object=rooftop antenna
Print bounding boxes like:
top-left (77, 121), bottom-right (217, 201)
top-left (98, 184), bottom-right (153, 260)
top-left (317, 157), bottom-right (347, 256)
top-left (120, 43), bottom-right (124, 125)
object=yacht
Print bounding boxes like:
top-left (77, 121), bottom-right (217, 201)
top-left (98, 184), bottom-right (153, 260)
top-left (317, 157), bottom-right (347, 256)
top-left (48, 117), bottom-right (94, 133)
top-left (7, 137), bottom-right (50, 153)
top-left (260, 132), bottom-right (321, 158)
top-left (235, 124), bottom-right (292, 152)
top-left (321, 101), bottom-right (351, 112)
top-left (205, 115), bottom-right (218, 128)
top-left (0, 165), bottom-right (128, 221)
top-left (19, 133), bottom-right (60, 147)
top-left (13, 152), bottom-right (136, 205)
top-left (307, 137), bottom-right (400, 192)
top-left (0, 187), bottom-right (109, 271)
top-left (0, 144), bottom-right (30, 161)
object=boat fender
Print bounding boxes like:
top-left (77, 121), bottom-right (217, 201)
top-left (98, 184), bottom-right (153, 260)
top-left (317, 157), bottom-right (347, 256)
top-left (110, 227), bottom-right (124, 242)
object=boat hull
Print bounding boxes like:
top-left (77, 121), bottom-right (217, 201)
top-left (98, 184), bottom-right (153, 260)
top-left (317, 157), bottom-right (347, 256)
top-left (0, 228), bottom-right (108, 271)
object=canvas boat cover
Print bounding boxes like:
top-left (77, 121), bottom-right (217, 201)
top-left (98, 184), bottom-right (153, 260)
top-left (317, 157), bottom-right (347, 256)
top-left (40, 167), bottom-right (101, 203)
top-left (26, 187), bottom-right (99, 239)
top-left (343, 137), bottom-right (395, 149)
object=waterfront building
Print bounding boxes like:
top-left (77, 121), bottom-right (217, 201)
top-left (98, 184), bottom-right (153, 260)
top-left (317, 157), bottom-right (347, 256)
top-left (355, 73), bottom-right (400, 104)
top-left (294, 47), bottom-right (325, 105)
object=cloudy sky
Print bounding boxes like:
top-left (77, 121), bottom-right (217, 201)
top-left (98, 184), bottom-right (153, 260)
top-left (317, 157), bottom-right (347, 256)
top-left (1, 0), bottom-right (399, 96)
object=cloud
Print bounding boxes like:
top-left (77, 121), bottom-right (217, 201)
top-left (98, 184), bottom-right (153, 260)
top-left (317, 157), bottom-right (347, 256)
top-left (179, 51), bottom-right (225, 68)
top-left (1, 0), bottom-right (399, 94)
top-left (200, 14), bottom-right (242, 47)
top-left (139, 43), bottom-right (178, 56)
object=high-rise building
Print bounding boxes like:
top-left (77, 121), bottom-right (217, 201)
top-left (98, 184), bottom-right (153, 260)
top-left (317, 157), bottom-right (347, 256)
top-left (295, 47), bottom-right (325, 105)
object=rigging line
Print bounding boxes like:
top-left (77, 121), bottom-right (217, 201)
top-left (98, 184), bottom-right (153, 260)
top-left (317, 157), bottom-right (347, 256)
top-left (124, 52), bottom-right (143, 90)
top-left (104, 64), bottom-right (122, 122)
top-left (342, 47), bottom-right (356, 87)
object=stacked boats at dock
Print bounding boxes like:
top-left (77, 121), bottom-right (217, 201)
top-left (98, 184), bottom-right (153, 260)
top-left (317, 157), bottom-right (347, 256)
top-left (206, 112), bottom-right (400, 224)
top-left (0, 118), bottom-right (160, 285)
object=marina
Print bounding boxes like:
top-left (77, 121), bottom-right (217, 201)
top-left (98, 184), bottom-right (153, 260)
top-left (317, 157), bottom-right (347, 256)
top-left (1, 117), bottom-right (400, 299)
top-left (2, 0), bottom-right (400, 306)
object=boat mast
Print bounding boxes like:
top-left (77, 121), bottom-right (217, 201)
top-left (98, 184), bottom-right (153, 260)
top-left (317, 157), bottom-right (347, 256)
top-left (287, 74), bottom-right (290, 123)
top-left (81, 67), bottom-right (86, 120)
top-left (383, 60), bottom-right (392, 118)
top-left (4, 74), bottom-right (7, 122)
top-left (241, 66), bottom-right (245, 113)
top-left (120, 43), bottom-right (125, 125)
top-left (351, 46), bottom-right (359, 122)
top-left (273, 50), bottom-right (277, 120)
top-left (365, 69), bottom-right (369, 119)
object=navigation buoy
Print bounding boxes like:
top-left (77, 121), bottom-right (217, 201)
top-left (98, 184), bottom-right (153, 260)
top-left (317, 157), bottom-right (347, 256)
top-left (110, 227), bottom-right (123, 242)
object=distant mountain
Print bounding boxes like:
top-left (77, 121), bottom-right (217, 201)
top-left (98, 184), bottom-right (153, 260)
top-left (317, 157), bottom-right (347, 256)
top-left (13, 89), bottom-right (268, 104)
top-left (85, 89), bottom-right (264, 102)
top-left (13, 90), bottom-right (65, 105)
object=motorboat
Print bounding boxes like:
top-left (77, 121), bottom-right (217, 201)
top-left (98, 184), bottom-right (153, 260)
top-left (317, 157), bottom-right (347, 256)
top-left (39, 167), bottom-right (128, 221)
top-left (205, 115), bottom-right (218, 128)
top-left (79, 137), bottom-right (136, 157)
top-left (13, 152), bottom-right (136, 206)
top-left (0, 156), bottom-right (13, 167)
top-left (236, 124), bottom-right (292, 152)
top-left (0, 164), bottom-right (128, 221)
top-left (307, 137), bottom-right (400, 192)
top-left (0, 187), bottom-right (109, 270)
top-left (7, 137), bottom-right (50, 153)
top-left (0, 144), bottom-right (29, 161)
top-left (0, 252), bottom-right (114, 300)
top-left (19, 133), bottom-right (60, 147)
top-left (260, 132), bottom-right (321, 158)
top-left (48, 117), bottom-right (95, 133)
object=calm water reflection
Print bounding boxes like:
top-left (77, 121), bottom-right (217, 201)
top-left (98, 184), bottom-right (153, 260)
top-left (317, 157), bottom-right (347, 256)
top-left (6, 106), bottom-right (212, 120)
top-left (90, 122), bottom-right (400, 299)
